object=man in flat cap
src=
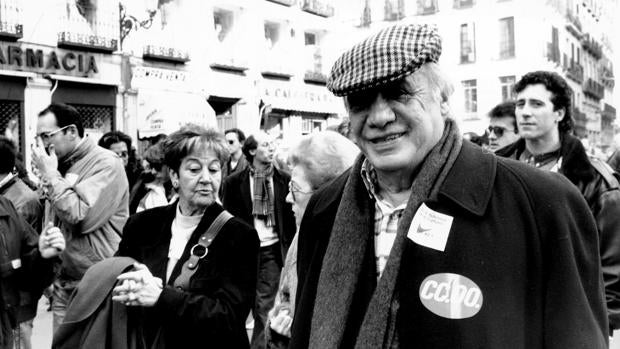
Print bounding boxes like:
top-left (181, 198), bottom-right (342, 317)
top-left (290, 24), bottom-right (607, 348)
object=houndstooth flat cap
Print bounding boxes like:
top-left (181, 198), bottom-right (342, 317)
top-left (327, 24), bottom-right (442, 96)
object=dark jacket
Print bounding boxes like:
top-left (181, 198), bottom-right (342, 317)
top-left (0, 175), bottom-right (43, 323)
top-left (0, 197), bottom-right (55, 339)
top-left (222, 167), bottom-right (296, 263)
top-left (116, 202), bottom-right (259, 349)
top-left (497, 134), bottom-right (620, 330)
top-left (224, 154), bottom-right (249, 179)
top-left (291, 142), bottom-right (608, 348)
top-left (52, 257), bottom-right (141, 349)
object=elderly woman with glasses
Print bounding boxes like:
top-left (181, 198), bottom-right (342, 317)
top-left (266, 130), bottom-right (358, 347)
top-left (113, 125), bottom-right (259, 348)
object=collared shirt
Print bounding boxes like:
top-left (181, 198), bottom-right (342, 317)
top-left (360, 159), bottom-right (406, 279)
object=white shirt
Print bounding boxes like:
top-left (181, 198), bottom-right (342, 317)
top-left (166, 204), bottom-right (202, 282)
top-left (249, 174), bottom-right (279, 247)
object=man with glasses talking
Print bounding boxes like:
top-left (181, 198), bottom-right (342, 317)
top-left (31, 103), bottom-right (129, 333)
top-left (487, 100), bottom-right (519, 152)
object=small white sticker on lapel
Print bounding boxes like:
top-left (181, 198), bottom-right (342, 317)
top-left (407, 203), bottom-right (453, 252)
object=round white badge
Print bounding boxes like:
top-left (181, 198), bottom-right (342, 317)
top-left (418, 273), bottom-right (483, 319)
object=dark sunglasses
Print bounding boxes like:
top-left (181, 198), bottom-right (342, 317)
top-left (488, 126), bottom-right (513, 137)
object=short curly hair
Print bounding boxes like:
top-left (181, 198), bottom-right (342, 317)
top-left (513, 71), bottom-right (573, 133)
top-left (163, 124), bottom-right (230, 173)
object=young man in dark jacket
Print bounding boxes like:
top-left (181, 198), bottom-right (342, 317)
top-left (0, 196), bottom-right (65, 348)
top-left (290, 24), bottom-right (608, 348)
top-left (496, 71), bottom-right (620, 333)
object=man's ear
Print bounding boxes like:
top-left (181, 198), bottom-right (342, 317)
top-left (440, 101), bottom-right (451, 118)
top-left (556, 108), bottom-right (565, 123)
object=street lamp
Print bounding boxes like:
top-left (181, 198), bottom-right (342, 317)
top-left (119, 2), bottom-right (158, 49)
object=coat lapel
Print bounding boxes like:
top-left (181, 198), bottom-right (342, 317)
top-left (239, 170), bottom-right (253, 217)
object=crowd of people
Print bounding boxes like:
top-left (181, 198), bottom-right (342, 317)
top-left (1, 23), bottom-right (620, 349)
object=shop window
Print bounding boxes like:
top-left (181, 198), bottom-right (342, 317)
top-left (498, 16), bottom-right (515, 59)
top-left (462, 79), bottom-right (477, 114)
top-left (301, 118), bottom-right (325, 135)
top-left (499, 75), bottom-right (516, 101)
top-left (460, 23), bottom-right (475, 64)
top-left (69, 104), bottom-right (114, 139)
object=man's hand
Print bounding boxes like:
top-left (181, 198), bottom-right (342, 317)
top-left (39, 222), bottom-right (65, 258)
top-left (112, 263), bottom-right (163, 307)
top-left (31, 137), bottom-right (58, 180)
top-left (269, 308), bottom-right (293, 337)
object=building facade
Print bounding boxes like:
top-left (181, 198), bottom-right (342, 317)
top-left (0, 0), bottom-right (347, 163)
top-left (338, 0), bottom-right (617, 150)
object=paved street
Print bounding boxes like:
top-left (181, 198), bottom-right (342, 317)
top-left (31, 297), bottom-right (52, 349)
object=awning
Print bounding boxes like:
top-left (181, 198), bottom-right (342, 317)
top-left (137, 90), bottom-right (217, 138)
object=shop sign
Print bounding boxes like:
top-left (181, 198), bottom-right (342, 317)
top-left (262, 80), bottom-right (343, 114)
top-left (131, 66), bottom-right (189, 90)
top-left (0, 43), bottom-right (98, 76)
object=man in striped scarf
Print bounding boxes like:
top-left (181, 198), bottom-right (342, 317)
top-left (222, 131), bottom-right (296, 349)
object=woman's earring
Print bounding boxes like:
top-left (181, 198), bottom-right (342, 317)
top-left (172, 181), bottom-right (179, 188)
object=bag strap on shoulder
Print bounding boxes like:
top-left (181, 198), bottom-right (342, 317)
top-left (173, 210), bottom-right (233, 290)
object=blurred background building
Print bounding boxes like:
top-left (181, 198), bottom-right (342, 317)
top-left (337, 0), bottom-right (617, 151)
top-left (0, 0), bottom-right (617, 158)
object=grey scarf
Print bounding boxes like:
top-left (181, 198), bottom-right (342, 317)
top-left (309, 119), bottom-right (462, 349)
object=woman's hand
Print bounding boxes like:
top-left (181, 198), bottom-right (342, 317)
top-left (269, 308), bottom-right (292, 337)
top-left (39, 223), bottom-right (65, 259)
top-left (112, 263), bottom-right (163, 307)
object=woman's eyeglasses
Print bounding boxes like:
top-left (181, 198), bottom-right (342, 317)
top-left (288, 182), bottom-right (314, 202)
top-left (487, 126), bottom-right (513, 138)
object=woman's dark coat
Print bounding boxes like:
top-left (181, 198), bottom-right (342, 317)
top-left (116, 202), bottom-right (259, 348)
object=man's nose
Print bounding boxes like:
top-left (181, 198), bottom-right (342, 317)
top-left (367, 94), bottom-right (395, 128)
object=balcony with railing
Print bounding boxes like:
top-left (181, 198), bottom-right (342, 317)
top-left (57, 0), bottom-right (118, 53)
top-left (583, 78), bottom-right (604, 100)
top-left (266, 0), bottom-right (296, 6)
top-left (566, 62), bottom-right (584, 83)
top-left (582, 34), bottom-right (602, 60)
top-left (302, 0), bottom-right (335, 18)
top-left (303, 45), bottom-right (326, 84)
top-left (143, 45), bottom-right (189, 63)
top-left (0, 0), bottom-right (22, 41)
top-left (565, 10), bottom-right (582, 38)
